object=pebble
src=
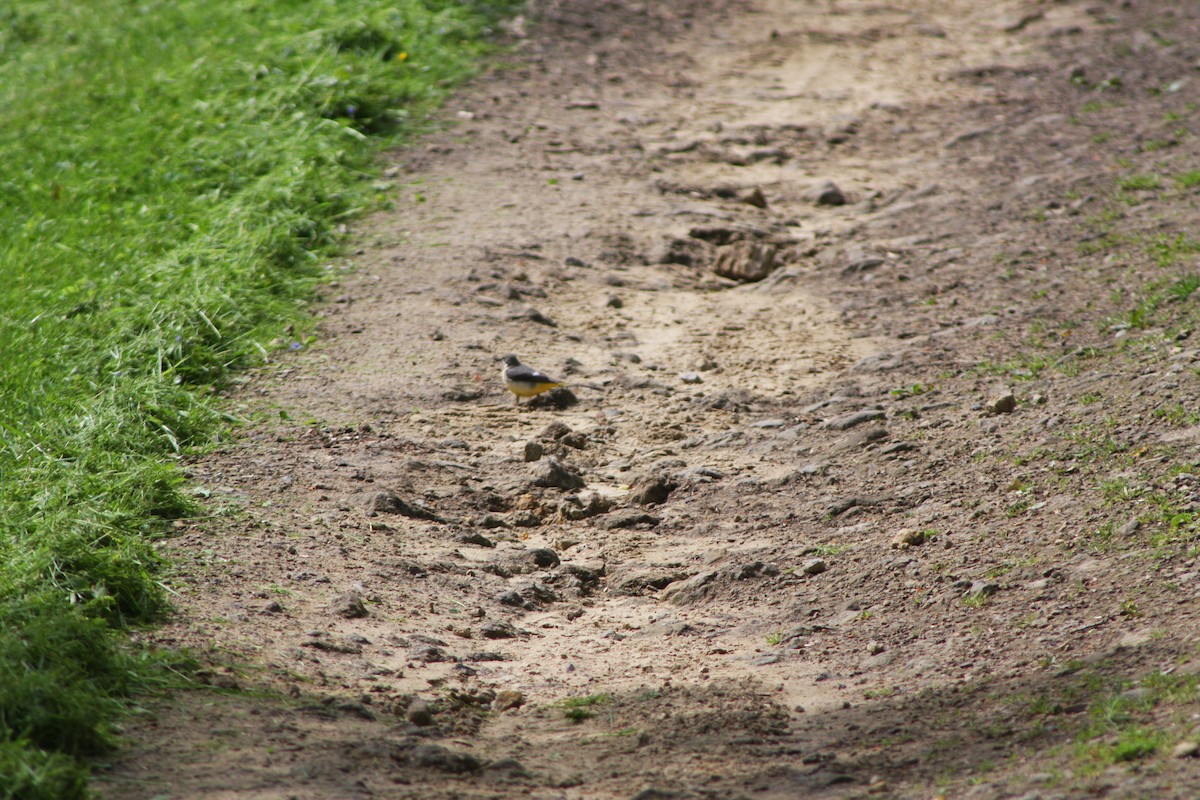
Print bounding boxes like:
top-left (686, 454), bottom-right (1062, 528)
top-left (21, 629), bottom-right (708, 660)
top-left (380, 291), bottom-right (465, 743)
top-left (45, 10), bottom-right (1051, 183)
top-left (602, 511), bottom-right (662, 529)
top-left (481, 620), bottom-right (522, 639)
top-left (628, 473), bottom-right (678, 505)
top-left (409, 742), bottom-right (482, 774)
top-left (1172, 741), bottom-right (1199, 759)
top-left (802, 179), bottom-right (846, 206)
top-left (364, 489), bottom-right (449, 522)
top-left (558, 492), bottom-right (613, 520)
top-left (524, 441), bottom-right (544, 462)
top-left (493, 690), bottom-right (526, 712)
top-left (712, 240), bottom-right (778, 282)
top-left (802, 558), bottom-right (828, 576)
top-left (965, 580), bottom-right (1000, 598)
top-left (680, 372), bottom-right (703, 384)
top-left (329, 593), bottom-right (369, 619)
top-left (986, 390), bottom-right (1017, 414)
top-left (406, 699), bottom-right (434, 726)
top-left (822, 408), bottom-right (885, 431)
top-left (891, 528), bottom-right (926, 549)
top-left (511, 510), bottom-right (541, 528)
top-left (739, 186), bottom-right (768, 208)
top-left (529, 457), bottom-right (586, 490)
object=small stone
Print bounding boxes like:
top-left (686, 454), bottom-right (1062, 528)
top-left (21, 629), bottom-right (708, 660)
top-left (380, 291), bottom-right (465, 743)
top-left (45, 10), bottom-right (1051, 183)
top-left (601, 511), bottom-right (661, 529)
top-left (824, 114), bottom-right (860, 144)
top-left (986, 391), bottom-right (1017, 415)
top-left (364, 489), bottom-right (448, 522)
top-left (606, 294), bottom-right (624, 309)
top-left (524, 441), bottom-right (545, 462)
top-left (493, 690), bottom-right (526, 712)
top-left (560, 431), bottom-right (588, 449)
top-left (529, 457), bottom-right (586, 490)
top-left (411, 743), bottom-right (482, 774)
top-left (407, 699), bottom-right (434, 726)
top-left (522, 547), bottom-right (561, 568)
top-left (1119, 687), bottom-right (1152, 703)
top-left (867, 640), bottom-right (885, 655)
top-left (802, 179), bottom-right (846, 206)
top-left (712, 240), bottom-right (778, 282)
top-left (1172, 741), bottom-right (1200, 759)
top-left (802, 558), bottom-right (828, 576)
top-left (481, 621), bottom-right (521, 639)
top-left (628, 474), bottom-right (678, 505)
top-left (891, 528), bottom-right (926, 549)
top-left (329, 593), bottom-right (369, 619)
top-left (739, 186), bottom-right (768, 208)
top-left (823, 408), bottom-right (885, 431)
top-left (408, 643), bottom-right (449, 663)
top-left (539, 422), bottom-right (573, 441)
top-left (965, 581), bottom-right (999, 598)
top-left (1119, 518), bottom-right (1141, 537)
top-left (511, 510), bottom-right (541, 528)
top-left (558, 492), bottom-right (613, 520)
top-left (495, 590), bottom-right (526, 607)
top-left (680, 372), bottom-right (704, 384)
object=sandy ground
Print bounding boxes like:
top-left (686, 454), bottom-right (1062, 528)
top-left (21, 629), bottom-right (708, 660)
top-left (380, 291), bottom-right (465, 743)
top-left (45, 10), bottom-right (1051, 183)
top-left (101, 1), bottom-right (1200, 798)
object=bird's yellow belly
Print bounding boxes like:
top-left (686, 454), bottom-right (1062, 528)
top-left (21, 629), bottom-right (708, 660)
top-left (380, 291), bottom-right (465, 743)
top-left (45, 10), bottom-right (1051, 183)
top-left (507, 380), bottom-right (563, 397)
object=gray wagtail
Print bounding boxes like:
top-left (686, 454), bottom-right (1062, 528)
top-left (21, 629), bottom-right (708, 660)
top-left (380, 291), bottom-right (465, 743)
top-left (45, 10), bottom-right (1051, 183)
top-left (500, 354), bottom-right (566, 405)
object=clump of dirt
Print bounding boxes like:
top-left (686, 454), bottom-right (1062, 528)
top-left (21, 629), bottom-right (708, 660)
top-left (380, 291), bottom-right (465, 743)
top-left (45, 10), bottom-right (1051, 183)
top-left (103, 0), bottom-right (1200, 798)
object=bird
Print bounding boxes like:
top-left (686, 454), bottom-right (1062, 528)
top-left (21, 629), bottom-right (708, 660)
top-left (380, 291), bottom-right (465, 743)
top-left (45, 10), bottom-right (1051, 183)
top-left (499, 354), bottom-right (565, 406)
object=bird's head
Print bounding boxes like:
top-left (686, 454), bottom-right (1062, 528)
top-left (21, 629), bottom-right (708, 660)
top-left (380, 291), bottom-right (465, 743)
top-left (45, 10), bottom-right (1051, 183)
top-left (500, 354), bottom-right (520, 368)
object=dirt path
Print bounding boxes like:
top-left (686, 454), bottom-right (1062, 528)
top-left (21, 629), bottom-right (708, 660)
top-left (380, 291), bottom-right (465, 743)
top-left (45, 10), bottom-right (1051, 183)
top-left (103, 1), bottom-right (1200, 798)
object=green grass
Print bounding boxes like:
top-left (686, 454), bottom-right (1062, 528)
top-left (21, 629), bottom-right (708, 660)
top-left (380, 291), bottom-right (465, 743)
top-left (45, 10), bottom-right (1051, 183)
top-left (557, 693), bottom-right (613, 723)
top-left (1116, 174), bottom-right (1162, 192)
top-left (0, 0), bottom-right (516, 794)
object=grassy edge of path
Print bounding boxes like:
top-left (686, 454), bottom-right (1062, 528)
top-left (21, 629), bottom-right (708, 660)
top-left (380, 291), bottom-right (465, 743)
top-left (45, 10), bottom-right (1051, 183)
top-left (0, 2), bottom-right (518, 796)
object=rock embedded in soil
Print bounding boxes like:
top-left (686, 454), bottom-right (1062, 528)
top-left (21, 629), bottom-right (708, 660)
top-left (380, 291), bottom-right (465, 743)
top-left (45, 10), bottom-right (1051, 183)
top-left (365, 488), bottom-right (448, 523)
top-left (529, 457), bottom-right (586, 490)
top-left (739, 186), bottom-right (768, 208)
top-left (627, 473), bottom-right (678, 505)
top-left (409, 742), bottom-right (482, 774)
top-left (558, 491), bottom-right (613, 520)
top-left (802, 179), bottom-right (846, 206)
top-left (329, 592), bottom-right (369, 619)
top-left (802, 558), bottom-right (828, 576)
top-left (524, 441), bottom-right (545, 462)
top-left (964, 580), bottom-right (1000, 599)
top-left (492, 690), bottom-right (526, 712)
top-left (822, 408), bottom-right (885, 430)
top-left (712, 240), bottom-right (778, 282)
top-left (601, 511), bottom-right (662, 529)
top-left (481, 620), bottom-right (522, 639)
top-left (1172, 741), bottom-right (1200, 759)
top-left (986, 390), bottom-right (1017, 414)
top-left (891, 528), bottom-right (926, 549)
top-left (832, 425), bottom-right (888, 452)
top-left (661, 570), bottom-right (718, 604)
top-left (406, 699), bottom-right (435, 726)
